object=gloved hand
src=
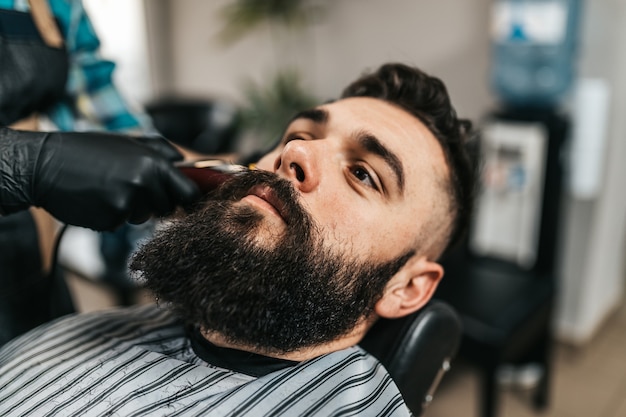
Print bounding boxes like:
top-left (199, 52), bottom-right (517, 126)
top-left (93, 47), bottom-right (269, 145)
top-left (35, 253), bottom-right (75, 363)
top-left (0, 127), bottom-right (200, 231)
top-left (134, 134), bottom-right (186, 162)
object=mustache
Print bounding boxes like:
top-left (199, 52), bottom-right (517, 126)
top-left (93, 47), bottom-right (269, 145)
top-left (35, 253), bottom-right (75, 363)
top-left (207, 170), bottom-right (313, 230)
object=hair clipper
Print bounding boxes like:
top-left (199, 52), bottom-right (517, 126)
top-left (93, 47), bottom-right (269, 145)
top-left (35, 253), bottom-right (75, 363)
top-left (175, 160), bottom-right (253, 193)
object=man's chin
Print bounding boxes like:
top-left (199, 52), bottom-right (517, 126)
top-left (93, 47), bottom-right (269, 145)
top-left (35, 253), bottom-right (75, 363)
top-left (249, 228), bottom-right (286, 249)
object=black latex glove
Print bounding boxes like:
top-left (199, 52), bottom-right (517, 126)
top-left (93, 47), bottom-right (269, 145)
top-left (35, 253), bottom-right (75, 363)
top-left (0, 127), bottom-right (200, 230)
top-left (134, 134), bottom-right (185, 162)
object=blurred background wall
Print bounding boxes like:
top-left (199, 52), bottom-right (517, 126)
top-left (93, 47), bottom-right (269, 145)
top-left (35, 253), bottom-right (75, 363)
top-left (157, 0), bottom-right (495, 122)
top-left (83, 0), bottom-right (625, 347)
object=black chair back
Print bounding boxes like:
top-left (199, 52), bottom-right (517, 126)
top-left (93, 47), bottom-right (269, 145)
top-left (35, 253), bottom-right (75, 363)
top-left (360, 301), bottom-right (461, 416)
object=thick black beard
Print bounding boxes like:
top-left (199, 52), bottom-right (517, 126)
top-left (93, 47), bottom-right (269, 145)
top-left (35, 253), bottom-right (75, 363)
top-left (130, 170), bottom-right (412, 354)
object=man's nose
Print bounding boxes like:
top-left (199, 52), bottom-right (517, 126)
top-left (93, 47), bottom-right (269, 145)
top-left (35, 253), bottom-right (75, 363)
top-left (274, 141), bottom-right (320, 193)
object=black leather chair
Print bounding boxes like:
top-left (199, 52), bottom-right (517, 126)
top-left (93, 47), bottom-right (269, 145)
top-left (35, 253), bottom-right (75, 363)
top-left (360, 300), bottom-right (462, 416)
top-left (435, 108), bottom-right (568, 417)
top-left (145, 97), bottom-right (240, 155)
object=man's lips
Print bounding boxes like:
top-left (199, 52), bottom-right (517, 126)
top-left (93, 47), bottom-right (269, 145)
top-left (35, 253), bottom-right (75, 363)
top-left (242, 185), bottom-right (289, 223)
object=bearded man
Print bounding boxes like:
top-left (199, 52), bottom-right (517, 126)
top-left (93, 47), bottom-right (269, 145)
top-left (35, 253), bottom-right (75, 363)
top-left (0, 63), bottom-right (473, 416)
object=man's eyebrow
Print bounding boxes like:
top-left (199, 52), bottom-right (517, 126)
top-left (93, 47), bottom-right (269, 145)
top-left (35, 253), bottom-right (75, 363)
top-left (357, 131), bottom-right (405, 193)
top-left (289, 108), bottom-right (329, 125)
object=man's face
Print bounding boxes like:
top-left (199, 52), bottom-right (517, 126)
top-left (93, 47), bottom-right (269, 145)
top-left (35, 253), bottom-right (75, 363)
top-left (256, 96), bottom-right (450, 261)
top-left (131, 96), bottom-right (450, 355)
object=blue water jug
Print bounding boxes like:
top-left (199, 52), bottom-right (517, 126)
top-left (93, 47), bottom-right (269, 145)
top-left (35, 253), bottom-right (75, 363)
top-left (490, 0), bottom-right (582, 107)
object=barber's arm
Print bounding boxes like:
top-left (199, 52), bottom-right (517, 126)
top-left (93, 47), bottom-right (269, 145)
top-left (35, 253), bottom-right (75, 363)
top-left (0, 127), bottom-right (200, 231)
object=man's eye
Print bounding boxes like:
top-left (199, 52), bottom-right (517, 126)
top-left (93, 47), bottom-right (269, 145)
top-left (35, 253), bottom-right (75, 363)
top-left (351, 166), bottom-right (379, 190)
top-left (283, 133), bottom-right (308, 145)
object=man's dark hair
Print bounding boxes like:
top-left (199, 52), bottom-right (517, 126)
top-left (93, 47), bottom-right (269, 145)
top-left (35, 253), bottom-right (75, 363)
top-left (340, 63), bottom-right (475, 254)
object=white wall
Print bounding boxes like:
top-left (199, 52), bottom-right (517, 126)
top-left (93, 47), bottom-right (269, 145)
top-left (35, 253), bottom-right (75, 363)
top-left (143, 0), bottom-right (174, 98)
top-left (163, 0), bottom-right (495, 122)
top-left (555, 0), bottom-right (626, 344)
top-left (83, 0), bottom-right (152, 105)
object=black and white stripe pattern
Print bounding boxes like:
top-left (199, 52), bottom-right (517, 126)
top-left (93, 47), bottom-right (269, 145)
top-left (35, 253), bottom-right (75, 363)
top-left (0, 305), bottom-right (411, 416)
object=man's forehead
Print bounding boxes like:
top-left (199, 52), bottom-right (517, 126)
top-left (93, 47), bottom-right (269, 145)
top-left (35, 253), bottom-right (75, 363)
top-left (311, 97), bottom-right (426, 138)
top-left (315, 97), bottom-right (444, 162)
top-left (288, 107), bottom-right (329, 125)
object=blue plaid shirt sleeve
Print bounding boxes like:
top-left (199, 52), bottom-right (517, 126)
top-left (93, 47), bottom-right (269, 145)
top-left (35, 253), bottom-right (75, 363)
top-left (2, 0), bottom-right (153, 133)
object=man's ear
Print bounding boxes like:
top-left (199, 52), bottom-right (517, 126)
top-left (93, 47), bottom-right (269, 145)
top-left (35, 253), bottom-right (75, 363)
top-left (374, 255), bottom-right (444, 319)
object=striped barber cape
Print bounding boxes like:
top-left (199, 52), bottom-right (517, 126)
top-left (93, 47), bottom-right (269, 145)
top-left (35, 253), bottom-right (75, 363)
top-left (0, 304), bottom-right (412, 416)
